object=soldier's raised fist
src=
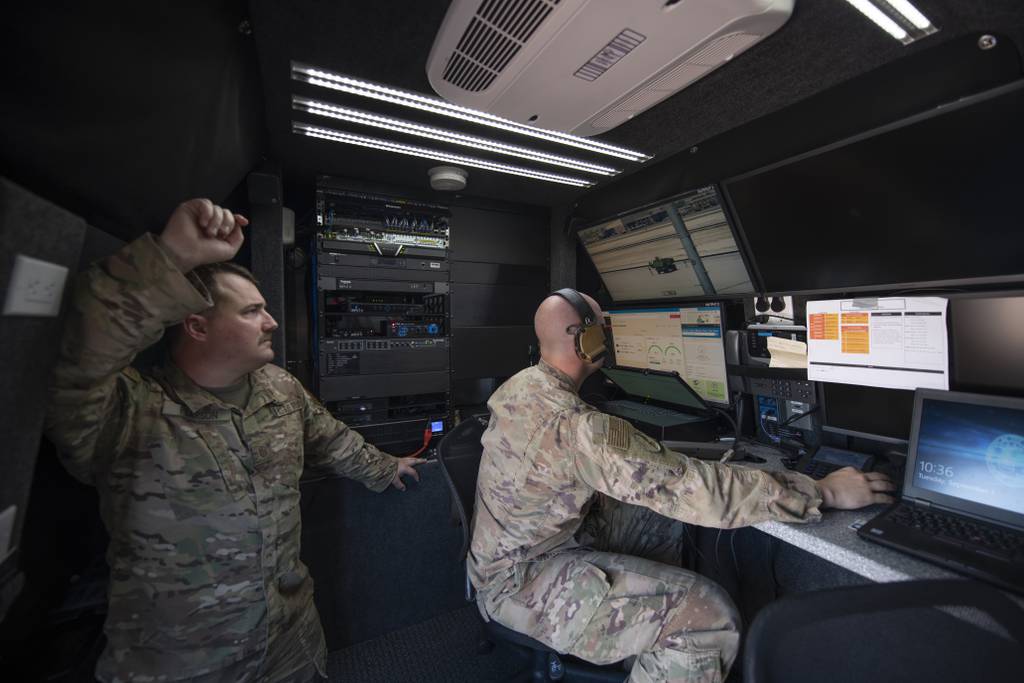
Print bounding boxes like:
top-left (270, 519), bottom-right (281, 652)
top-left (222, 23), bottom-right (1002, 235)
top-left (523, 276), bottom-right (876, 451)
top-left (158, 198), bottom-right (249, 272)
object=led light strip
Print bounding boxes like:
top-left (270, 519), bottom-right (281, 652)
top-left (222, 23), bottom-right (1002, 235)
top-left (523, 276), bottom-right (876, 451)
top-left (293, 96), bottom-right (619, 176)
top-left (291, 62), bottom-right (651, 163)
top-left (844, 0), bottom-right (936, 44)
top-left (293, 123), bottom-right (594, 188)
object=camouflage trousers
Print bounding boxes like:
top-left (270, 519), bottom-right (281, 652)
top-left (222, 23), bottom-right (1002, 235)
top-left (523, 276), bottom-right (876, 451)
top-left (482, 498), bottom-right (740, 683)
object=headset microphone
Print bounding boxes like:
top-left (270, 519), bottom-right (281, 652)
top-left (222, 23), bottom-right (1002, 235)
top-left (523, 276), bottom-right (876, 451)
top-left (552, 288), bottom-right (608, 363)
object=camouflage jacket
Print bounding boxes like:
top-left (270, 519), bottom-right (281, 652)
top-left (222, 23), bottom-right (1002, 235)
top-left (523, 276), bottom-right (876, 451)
top-left (468, 361), bottom-right (822, 594)
top-left (45, 234), bottom-right (399, 682)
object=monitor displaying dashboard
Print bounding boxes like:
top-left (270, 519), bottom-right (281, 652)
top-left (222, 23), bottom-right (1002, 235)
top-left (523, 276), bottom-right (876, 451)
top-left (577, 185), bottom-right (755, 303)
top-left (723, 80), bottom-right (1024, 295)
top-left (606, 304), bottom-right (730, 406)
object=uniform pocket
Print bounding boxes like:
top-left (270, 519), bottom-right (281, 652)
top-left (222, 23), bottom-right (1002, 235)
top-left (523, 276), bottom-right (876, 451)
top-left (677, 648), bottom-right (723, 683)
top-left (497, 554), bottom-right (611, 653)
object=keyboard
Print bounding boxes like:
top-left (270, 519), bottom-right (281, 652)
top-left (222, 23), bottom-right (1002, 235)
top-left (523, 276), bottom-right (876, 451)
top-left (609, 402), bottom-right (680, 418)
top-left (802, 460), bottom-right (842, 480)
top-left (889, 504), bottom-right (1024, 561)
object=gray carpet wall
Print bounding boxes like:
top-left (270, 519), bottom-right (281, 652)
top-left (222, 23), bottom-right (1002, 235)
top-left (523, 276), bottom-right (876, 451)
top-left (0, 178), bottom-right (87, 611)
top-left (300, 461), bottom-right (467, 650)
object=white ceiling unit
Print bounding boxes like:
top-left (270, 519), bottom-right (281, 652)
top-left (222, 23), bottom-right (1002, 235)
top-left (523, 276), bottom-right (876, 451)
top-left (426, 0), bottom-right (794, 136)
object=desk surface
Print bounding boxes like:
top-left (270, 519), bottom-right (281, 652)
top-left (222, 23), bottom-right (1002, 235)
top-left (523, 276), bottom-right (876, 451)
top-left (729, 441), bottom-right (962, 584)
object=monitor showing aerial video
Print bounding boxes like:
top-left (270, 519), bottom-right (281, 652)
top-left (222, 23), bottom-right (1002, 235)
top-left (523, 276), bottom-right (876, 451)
top-left (577, 185), bottom-right (755, 303)
top-left (607, 304), bottom-right (730, 405)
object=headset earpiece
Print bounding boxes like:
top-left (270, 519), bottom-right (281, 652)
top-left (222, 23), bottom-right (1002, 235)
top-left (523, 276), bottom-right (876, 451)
top-left (552, 288), bottom-right (608, 363)
top-left (770, 296), bottom-right (786, 313)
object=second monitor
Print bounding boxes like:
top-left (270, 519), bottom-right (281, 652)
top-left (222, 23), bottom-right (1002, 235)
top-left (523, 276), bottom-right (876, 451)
top-left (607, 303), bottom-right (730, 406)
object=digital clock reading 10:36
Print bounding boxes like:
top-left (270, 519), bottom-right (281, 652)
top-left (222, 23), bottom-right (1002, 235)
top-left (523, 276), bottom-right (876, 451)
top-left (919, 461), bottom-right (954, 477)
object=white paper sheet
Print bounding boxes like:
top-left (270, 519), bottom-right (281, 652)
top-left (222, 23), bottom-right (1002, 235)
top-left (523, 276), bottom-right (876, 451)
top-left (767, 336), bottom-right (808, 369)
top-left (806, 297), bottom-right (949, 391)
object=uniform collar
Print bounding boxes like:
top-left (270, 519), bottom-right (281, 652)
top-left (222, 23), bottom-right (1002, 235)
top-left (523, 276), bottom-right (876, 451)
top-left (537, 359), bottom-right (578, 393)
top-left (155, 360), bottom-right (288, 416)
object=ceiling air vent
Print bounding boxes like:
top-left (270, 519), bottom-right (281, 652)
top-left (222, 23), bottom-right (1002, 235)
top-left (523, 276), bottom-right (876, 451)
top-left (427, 0), bottom-right (793, 136)
top-left (441, 0), bottom-right (562, 93)
top-left (587, 32), bottom-right (763, 133)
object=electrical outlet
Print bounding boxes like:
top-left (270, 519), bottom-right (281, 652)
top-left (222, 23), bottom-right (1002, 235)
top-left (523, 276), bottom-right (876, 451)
top-left (3, 254), bottom-right (69, 317)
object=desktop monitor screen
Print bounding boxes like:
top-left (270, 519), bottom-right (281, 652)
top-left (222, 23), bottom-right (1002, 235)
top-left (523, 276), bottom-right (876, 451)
top-left (950, 294), bottom-right (1024, 396)
top-left (577, 185), bottom-right (755, 303)
top-left (821, 382), bottom-right (914, 443)
top-left (607, 304), bottom-right (730, 406)
top-left (723, 80), bottom-right (1024, 295)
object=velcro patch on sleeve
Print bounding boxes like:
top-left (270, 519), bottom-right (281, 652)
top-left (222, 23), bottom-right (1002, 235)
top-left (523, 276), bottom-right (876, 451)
top-left (607, 416), bottom-right (632, 451)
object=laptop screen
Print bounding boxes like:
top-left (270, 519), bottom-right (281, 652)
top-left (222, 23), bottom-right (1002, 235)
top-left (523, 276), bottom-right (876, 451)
top-left (911, 394), bottom-right (1024, 516)
top-left (602, 368), bottom-right (708, 412)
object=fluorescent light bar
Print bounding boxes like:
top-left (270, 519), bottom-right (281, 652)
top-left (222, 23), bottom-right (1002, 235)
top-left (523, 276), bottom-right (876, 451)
top-left (844, 0), bottom-right (937, 44)
top-left (293, 96), bottom-right (618, 176)
top-left (293, 122), bottom-right (593, 188)
top-left (887, 0), bottom-right (932, 30)
top-left (291, 62), bottom-right (651, 163)
top-left (845, 0), bottom-right (907, 41)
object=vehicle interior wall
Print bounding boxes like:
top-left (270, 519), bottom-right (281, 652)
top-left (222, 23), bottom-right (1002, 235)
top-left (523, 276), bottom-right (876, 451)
top-left (3, 0), bottom-right (1024, 678)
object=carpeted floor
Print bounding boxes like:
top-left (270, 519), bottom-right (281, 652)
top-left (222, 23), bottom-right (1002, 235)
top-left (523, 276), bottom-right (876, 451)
top-left (326, 604), bottom-right (526, 682)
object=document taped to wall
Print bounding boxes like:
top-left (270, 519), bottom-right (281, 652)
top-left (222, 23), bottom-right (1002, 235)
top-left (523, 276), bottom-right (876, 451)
top-left (805, 297), bottom-right (949, 391)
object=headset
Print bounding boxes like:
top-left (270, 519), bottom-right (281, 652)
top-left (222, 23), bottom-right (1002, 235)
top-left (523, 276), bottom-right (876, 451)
top-left (552, 288), bottom-right (608, 363)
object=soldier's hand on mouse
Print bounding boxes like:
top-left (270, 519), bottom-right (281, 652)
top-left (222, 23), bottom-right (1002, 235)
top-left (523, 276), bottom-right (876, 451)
top-left (816, 467), bottom-right (896, 509)
top-left (158, 198), bottom-right (249, 272)
top-left (390, 457), bottom-right (428, 491)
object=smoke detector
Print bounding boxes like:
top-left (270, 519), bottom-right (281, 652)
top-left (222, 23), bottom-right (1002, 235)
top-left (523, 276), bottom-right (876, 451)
top-left (428, 165), bottom-right (468, 191)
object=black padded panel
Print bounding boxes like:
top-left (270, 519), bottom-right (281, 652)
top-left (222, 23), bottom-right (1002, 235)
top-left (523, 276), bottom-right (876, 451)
top-left (451, 283), bottom-right (547, 327)
top-left (451, 327), bottom-right (535, 380)
top-left (299, 462), bottom-right (464, 649)
top-left (450, 261), bottom-right (547, 287)
top-left (450, 206), bottom-right (549, 266)
top-left (0, 179), bottom-right (86, 581)
top-left (0, 2), bottom-right (266, 242)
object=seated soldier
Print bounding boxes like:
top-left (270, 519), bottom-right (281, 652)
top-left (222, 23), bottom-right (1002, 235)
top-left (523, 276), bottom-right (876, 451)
top-left (468, 289), bottom-right (895, 683)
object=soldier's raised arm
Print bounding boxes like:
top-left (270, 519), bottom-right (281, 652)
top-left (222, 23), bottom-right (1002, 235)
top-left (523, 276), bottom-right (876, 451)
top-left (44, 199), bottom-right (247, 483)
top-left (572, 411), bottom-right (825, 527)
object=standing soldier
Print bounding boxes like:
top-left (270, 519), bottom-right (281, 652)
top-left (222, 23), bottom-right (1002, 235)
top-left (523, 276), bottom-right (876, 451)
top-left (45, 199), bottom-right (425, 683)
top-left (469, 289), bottom-right (895, 683)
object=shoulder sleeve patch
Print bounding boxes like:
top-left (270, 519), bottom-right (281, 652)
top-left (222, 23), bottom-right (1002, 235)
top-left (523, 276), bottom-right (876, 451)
top-left (607, 415), bottom-right (632, 451)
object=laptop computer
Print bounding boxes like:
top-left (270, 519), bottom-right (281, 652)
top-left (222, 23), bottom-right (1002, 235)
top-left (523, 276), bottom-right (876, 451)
top-left (858, 388), bottom-right (1024, 593)
top-left (599, 367), bottom-right (716, 439)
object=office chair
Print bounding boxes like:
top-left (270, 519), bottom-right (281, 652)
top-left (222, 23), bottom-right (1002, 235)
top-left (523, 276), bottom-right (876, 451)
top-left (743, 579), bottom-right (1024, 683)
top-left (435, 415), bottom-right (627, 683)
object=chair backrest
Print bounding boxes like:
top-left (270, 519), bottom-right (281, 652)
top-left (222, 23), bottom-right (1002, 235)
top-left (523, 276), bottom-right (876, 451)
top-left (743, 579), bottom-right (1024, 683)
top-left (435, 414), bottom-right (489, 561)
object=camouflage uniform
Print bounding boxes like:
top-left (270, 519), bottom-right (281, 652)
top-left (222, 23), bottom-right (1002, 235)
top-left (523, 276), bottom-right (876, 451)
top-left (45, 234), bottom-right (399, 683)
top-left (469, 361), bottom-right (823, 683)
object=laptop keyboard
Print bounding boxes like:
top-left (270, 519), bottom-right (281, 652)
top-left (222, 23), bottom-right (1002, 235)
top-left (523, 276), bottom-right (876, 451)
top-left (608, 402), bottom-right (680, 418)
top-left (890, 504), bottom-right (1024, 560)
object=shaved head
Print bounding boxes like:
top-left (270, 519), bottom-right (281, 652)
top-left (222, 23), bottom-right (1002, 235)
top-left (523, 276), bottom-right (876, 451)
top-left (534, 291), bottom-right (603, 378)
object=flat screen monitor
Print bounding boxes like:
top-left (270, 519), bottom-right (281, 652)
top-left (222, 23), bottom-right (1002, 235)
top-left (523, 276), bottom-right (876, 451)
top-left (821, 382), bottom-right (914, 444)
top-left (723, 80), bottom-right (1024, 295)
top-left (577, 185), bottom-right (755, 303)
top-left (950, 294), bottom-right (1024, 396)
top-left (607, 304), bottom-right (730, 406)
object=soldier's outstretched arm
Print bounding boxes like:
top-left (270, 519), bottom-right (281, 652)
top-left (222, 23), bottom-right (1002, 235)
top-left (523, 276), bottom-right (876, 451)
top-left (44, 200), bottom-right (245, 484)
top-left (572, 411), bottom-right (825, 528)
top-left (298, 385), bottom-right (423, 491)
